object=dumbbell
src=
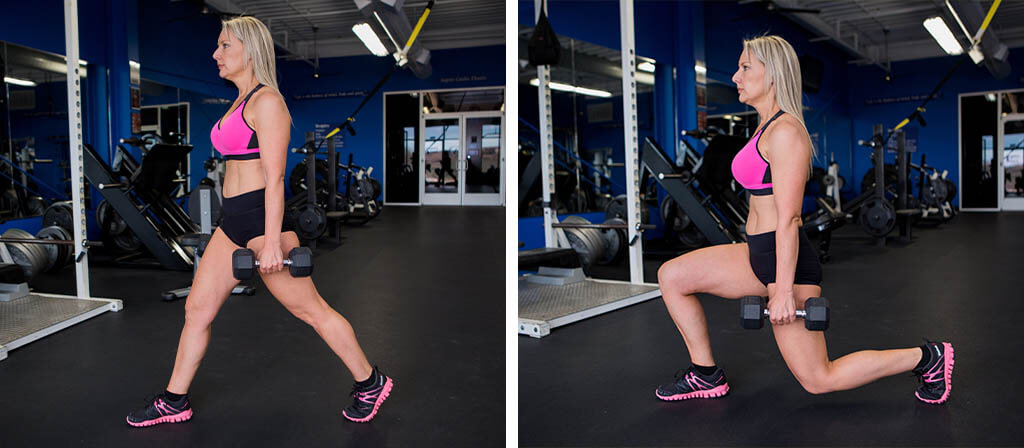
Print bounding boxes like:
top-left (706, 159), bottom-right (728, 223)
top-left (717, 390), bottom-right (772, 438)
top-left (740, 296), bottom-right (830, 331)
top-left (232, 247), bottom-right (314, 280)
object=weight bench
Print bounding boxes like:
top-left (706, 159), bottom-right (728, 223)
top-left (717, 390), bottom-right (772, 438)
top-left (161, 184), bottom-right (255, 301)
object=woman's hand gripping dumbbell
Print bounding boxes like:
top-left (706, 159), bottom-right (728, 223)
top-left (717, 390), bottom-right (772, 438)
top-left (232, 247), bottom-right (314, 280)
top-left (740, 296), bottom-right (830, 331)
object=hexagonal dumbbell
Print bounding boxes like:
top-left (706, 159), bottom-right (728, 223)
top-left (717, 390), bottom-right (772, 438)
top-left (740, 296), bottom-right (830, 331)
top-left (232, 247), bottom-right (314, 280)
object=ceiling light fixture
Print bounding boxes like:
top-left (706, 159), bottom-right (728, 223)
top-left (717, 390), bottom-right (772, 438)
top-left (529, 78), bottom-right (612, 98)
top-left (352, 22), bottom-right (389, 57)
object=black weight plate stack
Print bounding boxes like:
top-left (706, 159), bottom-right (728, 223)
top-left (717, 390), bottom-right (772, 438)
top-left (26, 196), bottom-right (46, 216)
top-left (858, 199), bottom-right (896, 237)
top-left (597, 218), bottom-right (627, 265)
top-left (4, 228), bottom-right (41, 280)
top-left (297, 204), bottom-right (327, 240)
top-left (43, 201), bottom-right (74, 233)
top-left (37, 226), bottom-right (69, 272)
top-left (288, 159), bottom-right (332, 204)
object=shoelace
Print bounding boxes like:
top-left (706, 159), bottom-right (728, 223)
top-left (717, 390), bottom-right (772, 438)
top-left (350, 384), bottom-right (382, 410)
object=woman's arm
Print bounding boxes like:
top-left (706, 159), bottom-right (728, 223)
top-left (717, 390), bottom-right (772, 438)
top-left (250, 91), bottom-right (291, 250)
top-left (764, 120), bottom-right (812, 323)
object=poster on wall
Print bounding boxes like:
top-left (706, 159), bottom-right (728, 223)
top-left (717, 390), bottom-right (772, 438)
top-left (130, 87), bottom-right (141, 109)
top-left (129, 61), bottom-right (140, 86)
top-left (697, 110), bottom-right (707, 131)
top-left (696, 85), bottom-right (706, 108)
top-left (314, 123), bottom-right (343, 147)
top-left (131, 111), bottom-right (141, 134)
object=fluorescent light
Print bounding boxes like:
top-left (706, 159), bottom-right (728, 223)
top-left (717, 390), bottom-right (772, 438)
top-left (4, 77), bottom-right (36, 87)
top-left (723, 114), bottom-right (733, 120)
top-left (923, 17), bottom-right (963, 55)
top-left (352, 22), bottom-right (389, 57)
top-left (986, 93), bottom-right (997, 102)
top-left (638, 61), bottom-right (656, 72)
top-left (529, 78), bottom-right (612, 98)
top-left (694, 64), bottom-right (707, 75)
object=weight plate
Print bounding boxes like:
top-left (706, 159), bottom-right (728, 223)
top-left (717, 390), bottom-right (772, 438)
top-left (4, 229), bottom-right (39, 280)
top-left (288, 159), bottom-right (332, 204)
top-left (858, 199), bottom-right (896, 237)
top-left (26, 196), bottom-right (46, 216)
top-left (563, 227), bottom-right (593, 269)
top-left (113, 230), bottom-right (143, 253)
top-left (43, 201), bottom-right (74, 233)
top-left (944, 178), bottom-right (957, 202)
top-left (297, 204), bottom-right (327, 240)
top-left (6, 228), bottom-right (45, 278)
top-left (597, 218), bottom-right (625, 265)
top-left (605, 195), bottom-right (627, 221)
top-left (96, 200), bottom-right (110, 229)
top-left (52, 225), bottom-right (74, 266)
top-left (563, 216), bottom-right (604, 263)
top-left (37, 226), bottom-right (68, 272)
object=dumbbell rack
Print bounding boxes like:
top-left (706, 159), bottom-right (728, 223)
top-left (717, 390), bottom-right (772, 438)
top-left (1, 3), bottom-right (122, 362)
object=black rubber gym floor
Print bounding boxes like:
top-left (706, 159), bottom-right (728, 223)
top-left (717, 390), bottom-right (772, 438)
top-left (520, 212), bottom-right (1024, 447)
top-left (0, 206), bottom-right (503, 447)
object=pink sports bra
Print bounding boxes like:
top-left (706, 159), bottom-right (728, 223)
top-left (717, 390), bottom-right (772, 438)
top-left (730, 110), bottom-right (784, 196)
top-left (210, 84), bottom-right (263, 161)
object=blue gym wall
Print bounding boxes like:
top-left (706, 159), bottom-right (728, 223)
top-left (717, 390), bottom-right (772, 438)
top-left (846, 51), bottom-right (1024, 200)
top-left (0, 0), bottom-right (503, 239)
top-left (276, 45), bottom-right (505, 197)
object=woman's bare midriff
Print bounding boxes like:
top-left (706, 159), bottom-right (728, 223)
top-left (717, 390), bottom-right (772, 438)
top-left (222, 159), bottom-right (267, 198)
top-left (745, 195), bottom-right (783, 236)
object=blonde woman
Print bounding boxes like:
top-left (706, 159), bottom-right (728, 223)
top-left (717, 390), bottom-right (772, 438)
top-left (127, 16), bottom-right (392, 426)
top-left (654, 35), bottom-right (953, 404)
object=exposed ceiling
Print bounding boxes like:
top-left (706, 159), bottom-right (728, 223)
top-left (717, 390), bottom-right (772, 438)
top-left (769, 0), bottom-right (1022, 67)
top-left (517, 26), bottom-right (656, 96)
top-left (204, 0), bottom-right (504, 64)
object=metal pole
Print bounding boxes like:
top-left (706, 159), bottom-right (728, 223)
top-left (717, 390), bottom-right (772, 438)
top-left (64, 0), bottom-right (89, 298)
top-left (620, 0), bottom-right (643, 284)
top-left (536, 0), bottom-right (555, 247)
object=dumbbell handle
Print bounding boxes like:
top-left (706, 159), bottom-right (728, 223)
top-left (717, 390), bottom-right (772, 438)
top-left (253, 259), bottom-right (295, 267)
top-left (763, 309), bottom-right (807, 318)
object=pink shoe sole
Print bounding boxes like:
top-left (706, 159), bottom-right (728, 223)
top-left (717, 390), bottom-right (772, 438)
top-left (916, 342), bottom-right (954, 404)
top-left (343, 378), bottom-right (394, 423)
top-left (656, 383), bottom-right (730, 401)
top-left (126, 409), bottom-right (193, 427)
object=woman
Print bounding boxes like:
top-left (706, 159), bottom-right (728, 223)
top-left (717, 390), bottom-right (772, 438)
top-left (654, 35), bottom-right (953, 404)
top-left (127, 17), bottom-right (392, 426)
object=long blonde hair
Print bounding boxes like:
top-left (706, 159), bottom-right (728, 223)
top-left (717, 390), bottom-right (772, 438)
top-left (742, 35), bottom-right (816, 166)
top-left (222, 16), bottom-right (278, 90)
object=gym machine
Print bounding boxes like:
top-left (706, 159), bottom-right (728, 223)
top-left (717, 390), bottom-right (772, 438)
top-left (0, 1), bottom-right (121, 362)
top-left (519, 0), bottom-right (661, 339)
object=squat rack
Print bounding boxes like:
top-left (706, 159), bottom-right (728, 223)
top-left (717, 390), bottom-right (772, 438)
top-left (519, 0), bottom-right (660, 338)
top-left (0, 0), bottom-right (122, 362)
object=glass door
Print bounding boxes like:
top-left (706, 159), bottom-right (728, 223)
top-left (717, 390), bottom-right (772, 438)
top-left (959, 94), bottom-right (998, 210)
top-left (1000, 113), bottom-right (1024, 210)
top-left (422, 115), bottom-right (462, 205)
top-left (462, 113), bottom-right (504, 206)
top-left (421, 112), bottom-right (505, 206)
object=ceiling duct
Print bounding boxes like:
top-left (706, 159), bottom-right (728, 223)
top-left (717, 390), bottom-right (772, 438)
top-left (948, 0), bottom-right (1011, 78)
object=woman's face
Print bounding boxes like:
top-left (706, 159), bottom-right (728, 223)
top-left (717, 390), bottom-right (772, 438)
top-left (212, 28), bottom-right (247, 80)
top-left (732, 49), bottom-right (768, 105)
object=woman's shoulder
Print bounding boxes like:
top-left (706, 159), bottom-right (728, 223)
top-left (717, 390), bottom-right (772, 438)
top-left (250, 85), bottom-right (285, 106)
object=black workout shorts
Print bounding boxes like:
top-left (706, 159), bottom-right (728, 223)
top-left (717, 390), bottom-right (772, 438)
top-left (220, 188), bottom-right (292, 247)
top-left (747, 228), bottom-right (822, 286)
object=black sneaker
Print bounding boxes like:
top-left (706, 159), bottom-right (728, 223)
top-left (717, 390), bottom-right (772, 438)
top-left (655, 366), bottom-right (730, 401)
top-left (342, 368), bottom-right (394, 422)
top-left (126, 392), bottom-right (193, 427)
top-left (913, 340), bottom-right (955, 404)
